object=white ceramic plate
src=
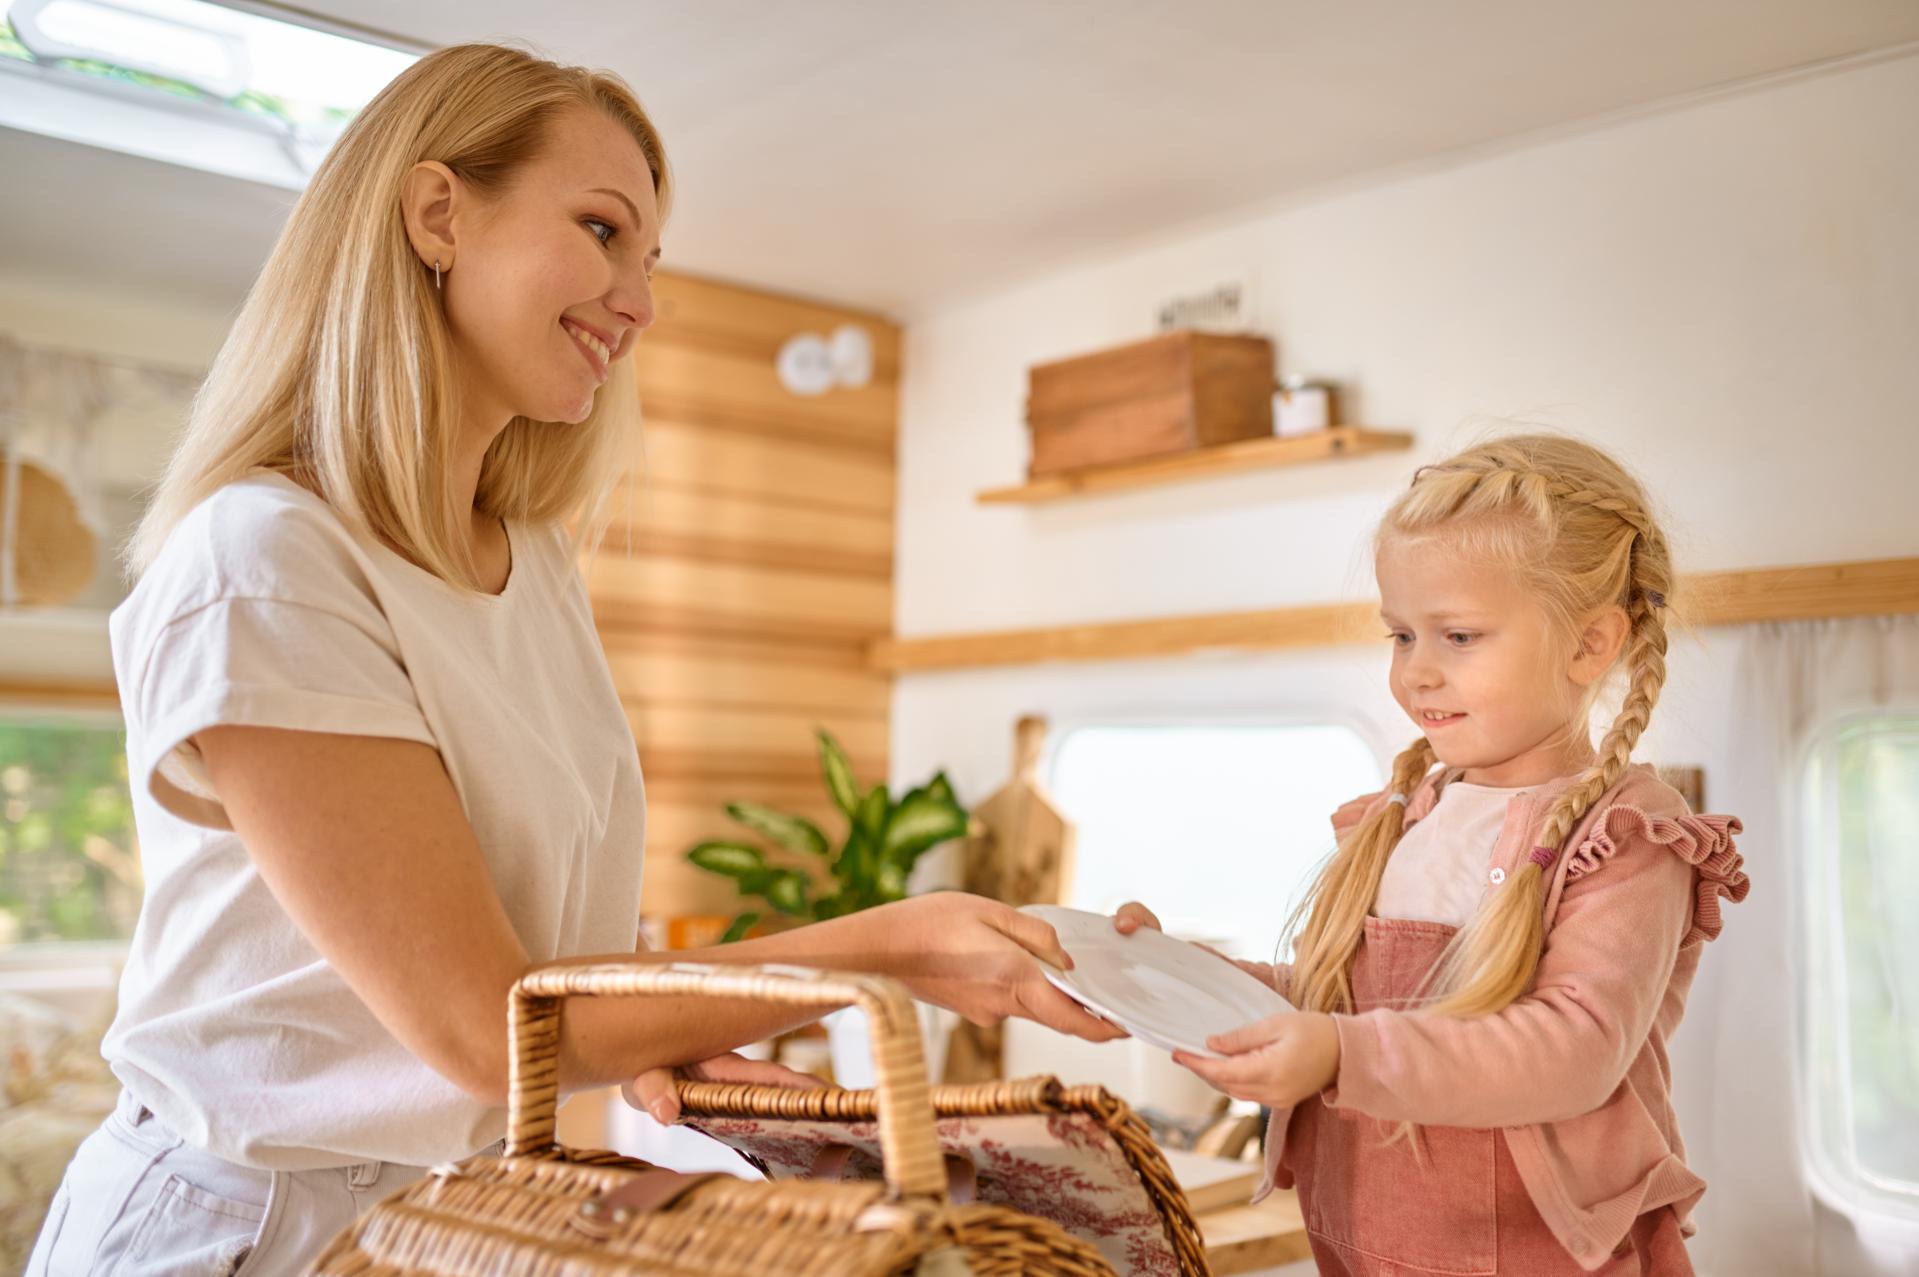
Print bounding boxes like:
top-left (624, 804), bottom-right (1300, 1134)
top-left (1019, 904), bottom-right (1294, 1059)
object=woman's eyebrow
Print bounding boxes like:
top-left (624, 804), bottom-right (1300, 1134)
top-left (588, 186), bottom-right (644, 226)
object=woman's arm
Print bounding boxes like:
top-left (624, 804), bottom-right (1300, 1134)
top-left (199, 725), bottom-right (1121, 1106)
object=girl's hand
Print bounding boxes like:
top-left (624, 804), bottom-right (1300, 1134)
top-left (1112, 900), bottom-right (1246, 972)
top-left (624, 1050), bottom-right (827, 1126)
top-left (1172, 1011), bottom-right (1342, 1108)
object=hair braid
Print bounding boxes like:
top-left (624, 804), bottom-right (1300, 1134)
top-left (1284, 736), bottom-right (1437, 1013)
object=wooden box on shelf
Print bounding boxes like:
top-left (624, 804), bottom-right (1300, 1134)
top-left (1025, 331), bottom-right (1275, 476)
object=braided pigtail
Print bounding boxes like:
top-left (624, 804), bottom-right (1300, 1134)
top-left (1284, 737), bottom-right (1436, 1014)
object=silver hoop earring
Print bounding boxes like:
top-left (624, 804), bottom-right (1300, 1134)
top-left (433, 259), bottom-right (442, 291)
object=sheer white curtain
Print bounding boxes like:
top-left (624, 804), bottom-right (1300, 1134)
top-left (1681, 615), bottom-right (1919, 1277)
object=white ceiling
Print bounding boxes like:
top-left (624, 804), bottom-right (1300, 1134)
top-left (4, 0), bottom-right (1918, 318)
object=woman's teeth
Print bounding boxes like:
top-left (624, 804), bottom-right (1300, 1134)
top-left (564, 321), bottom-right (609, 364)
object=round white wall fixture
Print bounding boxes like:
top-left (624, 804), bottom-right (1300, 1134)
top-left (775, 332), bottom-right (835, 397)
top-left (828, 324), bottom-right (874, 389)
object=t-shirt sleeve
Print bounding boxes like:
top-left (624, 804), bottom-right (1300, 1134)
top-left (129, 595), bottom-right (436, 830)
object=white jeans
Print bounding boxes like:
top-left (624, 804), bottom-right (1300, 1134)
top-left (27, 1090), bottom-right (439, 1277)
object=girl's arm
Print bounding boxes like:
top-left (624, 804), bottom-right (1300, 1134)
top-left (1325, 829), bottom-right (1697, 1128)
top-left (198, 725), bottom-right (1122, 1106)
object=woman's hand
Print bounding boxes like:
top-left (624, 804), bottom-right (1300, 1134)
top-left (624, 1051), bottom-right (827, 1126)
top-left (854, 893), bottom-right (1126, 1043)
top-left (1172, 1011), bottom-right (1341, 1108)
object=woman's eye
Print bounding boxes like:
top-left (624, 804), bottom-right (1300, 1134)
top-left (1446, 632), bottom-right (1477, 646)
top-left (1385, 632), bottom-right (1411, 646)
top-left (585, 218), bottom-right (617, 246)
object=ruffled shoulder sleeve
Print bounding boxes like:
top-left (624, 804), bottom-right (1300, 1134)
top-left (1564, 806), bottom-right (1749, 944)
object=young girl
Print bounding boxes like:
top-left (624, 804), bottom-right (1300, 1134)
top-left (1119, 434), bottom-right (1748, 1275)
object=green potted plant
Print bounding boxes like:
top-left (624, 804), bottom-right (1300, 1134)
top-left (683, 730), bottom-right (972, 1086)
top-left (684, 729), bottom-right (970, 942)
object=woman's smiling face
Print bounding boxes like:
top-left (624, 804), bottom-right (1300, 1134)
top-left (439, 104), bottom-right (662, 427)
top-left (1376, 535), bottom-right (1597, 788)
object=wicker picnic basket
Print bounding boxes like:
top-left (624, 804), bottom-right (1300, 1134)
top-left (305, 961), bottom-right (1115, 1277)
top-left (676, 1074), bottom-right (1212, 1276)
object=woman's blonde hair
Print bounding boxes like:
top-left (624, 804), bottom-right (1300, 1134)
top-left (1285, 432), bottom-right (1676, 1018)
top-left (128, 43), bottom-right (670, 588)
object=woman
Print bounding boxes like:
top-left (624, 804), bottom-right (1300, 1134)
top-left (28, 42), bottom-right (1116, 1277)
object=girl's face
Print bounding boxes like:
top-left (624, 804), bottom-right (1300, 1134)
top-left (439, 106), bottom-right (661, 428)
top-left (1377, 536), bottom-right (1611, 788)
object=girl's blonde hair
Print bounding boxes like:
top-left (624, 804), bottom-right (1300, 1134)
top-left (1286, 432), bottom-right (1675, 1018)
top-left (129, 43), bottom-right (670, 589)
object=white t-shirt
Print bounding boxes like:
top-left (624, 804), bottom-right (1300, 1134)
top-left (1373, 778), bottom-right (1530, 928)
top-left (103, 472), bottom-right (648, 1169)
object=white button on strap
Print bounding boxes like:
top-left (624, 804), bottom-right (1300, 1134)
top-left (1489, 867), bottom-right (1506, 885)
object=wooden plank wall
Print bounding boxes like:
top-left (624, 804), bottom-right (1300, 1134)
top-left (583, 272), bottom-right (900, 920)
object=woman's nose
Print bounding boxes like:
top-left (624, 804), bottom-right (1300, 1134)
top-left (608, 272), bottom-right (655, 333)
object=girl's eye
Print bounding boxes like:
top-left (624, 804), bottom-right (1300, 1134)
top-left (1446, 632), bottom-right (1477, 647)
top-left (1385, 632), bottom-right (1411, 646)
top-left (585, 217), bottom-right (617, 246)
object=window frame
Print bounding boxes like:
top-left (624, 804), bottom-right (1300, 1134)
top-left (1795, 703), bottom-right (1919, 1226)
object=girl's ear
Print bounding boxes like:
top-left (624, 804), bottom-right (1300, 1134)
top-left (401, 160), bottom-right (462, 273)
top-left (1567, 604), bottom-right (1631, 687)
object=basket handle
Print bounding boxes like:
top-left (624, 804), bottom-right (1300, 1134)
top-left (505, 960), bottom-right (949, 1200)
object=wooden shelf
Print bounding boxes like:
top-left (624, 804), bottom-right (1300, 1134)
top-left (977, 426), bottom-right (1414, 505)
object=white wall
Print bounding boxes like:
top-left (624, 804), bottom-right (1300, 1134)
top-left (892, 50), bottom-right (1919, 1277)
top-left (896, 50), bottom-right (1919, 652)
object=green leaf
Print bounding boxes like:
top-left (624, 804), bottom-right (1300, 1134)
top-left (686, 841), bottom-right (768, 880)
top-left (924, 771), bottom-right (957, 805)
top-left (818, 730), bottom-right (860, 817)
top-left (719, 912), bottom-right (760, 943)
top-left (881, 789), bottom-right (969, 863)
top-left (875, 859), bottom-right (907, 901)
top-left (765, 869), bottom-right (811, 917)
top-left (857, 785), bottom-right (889, 844)
top-left (725, 803), bottom-right (830, 857)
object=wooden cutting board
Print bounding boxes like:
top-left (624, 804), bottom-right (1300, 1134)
top-left (960, 715), bottom-right (1076, 907)
top-left (943, 715), bottom-right (1077, 1083)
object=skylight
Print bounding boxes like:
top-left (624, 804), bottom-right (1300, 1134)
top-left (0, 0), bottom-right (418, 188)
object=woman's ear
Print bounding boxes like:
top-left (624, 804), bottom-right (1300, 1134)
top-left (1567, 604), bottom-right (1632, 687)
top-left (400, 160), bottom-right (461, 274)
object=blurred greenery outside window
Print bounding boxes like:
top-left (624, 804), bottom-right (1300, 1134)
top-left (0, 713), bottom-right (140, 947)
top-left (1802, 712), bottom-right (1919, 1223)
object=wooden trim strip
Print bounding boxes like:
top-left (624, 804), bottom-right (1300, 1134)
top-left (594, 628), bottom-right (877, 671)
top-left (0, 678), bottom-right (121, 710)
top-left (600, 524), bottom-right (894, 581)
top-left (642, 325), bottom-right (901, 386)
top-left (593, 601), bottom-right (888, 649)
top-left (870, 555), bottom-right (1919, 673)
top-left (638, 394), bottom-right (897, 458)
top-left (640, 749), bottom-right (889, 787)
